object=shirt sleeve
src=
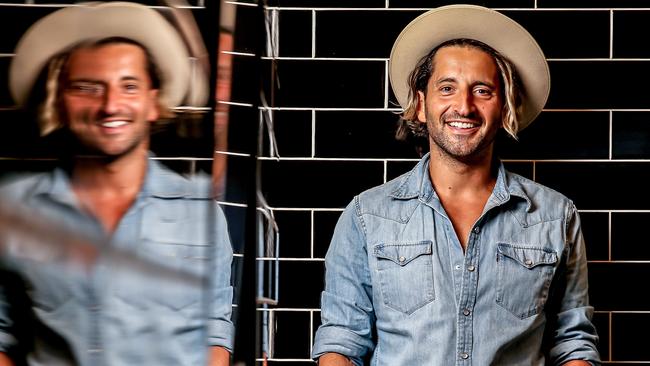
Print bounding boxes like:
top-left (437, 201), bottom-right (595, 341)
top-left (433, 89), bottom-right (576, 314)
top-left (312, 198), bottom-right (376, 365)
top-left (546, 203), bottom-right (601, 365)
top-left (206, 203), bottom-right (235, 352)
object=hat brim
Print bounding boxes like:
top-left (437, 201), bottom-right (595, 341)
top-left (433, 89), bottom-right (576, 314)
top-left (389, 5), bottom-right (550, 130)
top-left (10, 2), bottom-right (204, 108)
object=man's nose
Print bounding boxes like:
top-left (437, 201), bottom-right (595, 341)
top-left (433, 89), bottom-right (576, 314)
top-left (100, 86), bottom-right (122, 115)
top-left (453, 90), bottom-right (476, 117)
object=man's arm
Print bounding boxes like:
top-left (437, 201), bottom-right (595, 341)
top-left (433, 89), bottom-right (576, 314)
top-left (208, 345), bottom-right (230, 366)
top-left (318, 352), bottom-right (354, 366)
top-left (206, 204), bottom-right (235, 354)
top-left (547, 204), bottom-right (600, 365)
top-left (0, 353), bottom-right (14, 366)
top-left (312, 198), bottom-right (375, 365)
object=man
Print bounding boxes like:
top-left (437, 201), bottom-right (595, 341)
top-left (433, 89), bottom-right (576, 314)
top-left (313, 5), bottom-right (600, 365)
top-left (0, 3), bottom-right (232, 365)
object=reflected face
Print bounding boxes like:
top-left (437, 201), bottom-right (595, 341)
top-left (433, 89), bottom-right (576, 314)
top-left (416, 46), bottom-right (503, 161)
top-left (60, 43), bottom-right (159, 158)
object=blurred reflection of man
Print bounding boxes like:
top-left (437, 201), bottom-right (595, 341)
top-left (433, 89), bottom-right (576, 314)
top-left (0, 3), bottom-right (233, 365)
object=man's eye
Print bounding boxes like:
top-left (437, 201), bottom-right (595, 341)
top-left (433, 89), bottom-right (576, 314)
top-left (475, 88), bottom-right (492, 96)
top-left (70, 84), bottom-right (102, 95)
top-left (124, 84), bottom-right (139, 93)
top-left (440, 86), bottom-right (453, 94)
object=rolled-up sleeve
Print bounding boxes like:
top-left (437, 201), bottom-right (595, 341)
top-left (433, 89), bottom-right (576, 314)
top-left (207, 203), bottom-right (235, 352)
top-left (312, 198), bottom-right (375, 365)
top-left (548, 204), bottom-right (601, 365)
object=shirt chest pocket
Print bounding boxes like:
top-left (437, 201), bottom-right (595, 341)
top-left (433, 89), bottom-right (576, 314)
top-left (373, 241), bottom-right (435, 315)
top-left (496, 243), bottom-right (558, 319)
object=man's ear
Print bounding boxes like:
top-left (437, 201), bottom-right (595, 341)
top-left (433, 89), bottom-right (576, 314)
top-left (147, 89), bottom-right (160, 122)
top-left (416, 90), bottom-right (427, 123)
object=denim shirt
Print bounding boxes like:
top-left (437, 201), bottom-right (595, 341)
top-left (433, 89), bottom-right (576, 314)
top-left (0, 158), bottom-right (234, 366)
top-left (313, 154), bottom-right (600, 365)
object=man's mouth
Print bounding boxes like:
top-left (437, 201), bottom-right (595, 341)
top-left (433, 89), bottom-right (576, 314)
top-left (447, 121), bottom-right (478, 129)
top-left (100, 120), bottom-right (129, 128)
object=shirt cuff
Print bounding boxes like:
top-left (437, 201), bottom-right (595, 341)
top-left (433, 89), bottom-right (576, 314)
top-left (312, 325), bottom-right (373, 366)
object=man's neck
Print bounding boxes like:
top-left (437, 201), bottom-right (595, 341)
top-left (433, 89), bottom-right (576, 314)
top-left (71, 147), bottom-right (149, 233)
top-left (428, 145), bottom-right (498, 250)
top-left (428, 147), bottom-right (497, 197)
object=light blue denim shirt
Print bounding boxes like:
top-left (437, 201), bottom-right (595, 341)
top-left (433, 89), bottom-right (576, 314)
top-left (0, 158), bottom-right (234, 365)
top-left (313, 154), bottom-right (600, 365)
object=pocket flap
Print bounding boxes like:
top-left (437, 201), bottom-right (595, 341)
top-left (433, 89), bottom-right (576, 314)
top-left (497, 243), bottom-right (557, 269)
top-left (374, 241), bottom-right (432, 266)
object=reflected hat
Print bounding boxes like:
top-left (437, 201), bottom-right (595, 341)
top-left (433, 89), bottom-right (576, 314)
top-left (389, 5), bottom-right (550, 130)
top-left (9, 1), bottom-right (207, 109)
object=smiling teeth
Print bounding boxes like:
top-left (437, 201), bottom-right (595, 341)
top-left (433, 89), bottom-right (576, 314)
top-left (102, 121), bottom-right (127, 128)
top-left (448, 122), bottom-right (475, 129)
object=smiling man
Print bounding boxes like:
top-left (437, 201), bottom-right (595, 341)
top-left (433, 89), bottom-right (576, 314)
top-left (313, 5), bottom-right (600, 366)
top-left (0, 3), bottom-right (232, 366)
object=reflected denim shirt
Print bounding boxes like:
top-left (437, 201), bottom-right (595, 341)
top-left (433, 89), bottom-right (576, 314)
top-left (0, 158), bottom-right (234, 366)
top-left (313, 154), bottom-right (600, 365)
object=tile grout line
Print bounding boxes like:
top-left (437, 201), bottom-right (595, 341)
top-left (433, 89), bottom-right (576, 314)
top-left (311, 109), bottom-right (316, 158)
top-left (610, 9), bottom-right (614, 59)
top-left (312, 10), bottom-right (316, 59)
top-left (609, 312), bottom-right (613, 361)
top-left (310, 209), bottom-right (315, 258)
top-left (384, 60), bottom-right (389, 109)
top-left (609, 110), bottom-right (613, 160)
top-left (608, 211), bottom-right (612, 261)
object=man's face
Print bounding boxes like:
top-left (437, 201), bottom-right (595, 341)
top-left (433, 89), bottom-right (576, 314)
top-left (416, 45), bottom-right (503, 162)
top-left (60, 43), bottom-right (159, 158)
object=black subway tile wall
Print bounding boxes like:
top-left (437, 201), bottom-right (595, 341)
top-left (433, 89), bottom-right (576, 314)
top-left (4, 1), bottom-right (650, 365)
top-left (260, 2), bottom-right (650, 365)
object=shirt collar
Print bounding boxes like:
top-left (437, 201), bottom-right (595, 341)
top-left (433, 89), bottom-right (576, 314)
top-left (389, 153), bottom-right (532, 211)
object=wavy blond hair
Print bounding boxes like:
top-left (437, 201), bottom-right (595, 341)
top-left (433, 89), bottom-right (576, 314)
top-left (396, 38), bottom-right (523, 148)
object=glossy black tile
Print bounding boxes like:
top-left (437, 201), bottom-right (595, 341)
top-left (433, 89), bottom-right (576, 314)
top-left (612, 313), bottom-right (650, 360)
top-left (502, 162), bottom-right (534, 180)
top-left (588, 262), bottom-right (650, 311)
top-left (316, 11), bottom-right (420, 58)
top-left (226, 105), bottom-right (260, 155)
top-left (313, 210), bottom-right (342, 258)
top-left (0, 159), bottom-right (57, 180)
top-left (535, 162), bottom-right (650, 210)
top-left (539, 0), bottom-right (650, 8)
top-left (580, 212), bottom-right (610, 262)
top-left (150, 114), bottom-right (214, 158)
top-left (315, 111), bottom-right (421, 159)
top-left (196, 155), bottom-right (255, 205)
top-left (386, 160), bottom-right (419, 181)
top-left (547, 61), bottom-right (650, 109)
top-left (498, 111), bottom-right (609, 160)
top-left (275, 210), bottom-right (312, 258)
top-left (613, 11), bottom-right (650, 58)
top-left (0, 58), bottom-right (14, 107)
top-left (232, 3), bottom-right (263, 55)
top-left (279, 10), bottom-right (312, 57)
top-left (272, 310), bottom-right (312, 359)
top-left (502, 11), bottom-right (609, 59)
top-left (388, 0), bottom-right (533, 7)
top-left (261, 160), bottom-right (384, 208)
top-left (611, 213), bottom-right (650, 261)
top-left (264, 110), bottom-right (312, 157)
top-left (0, 109), bottom-right (42, 158)
top-left (222, 204), bottom-right (248, 254)
top-left (267, 0), bottom-right (384, 7)
top-left (278, 260), bottom-right (324, 308)
top-left (0, 6), bottom-right (58, 54)
top-left (265, 60), bottom-right (385, 108)
top-left (231, 55), bottom-right (263, 105)
top-left (612, 112), bottom-right (650, 159)
top-left (592, 312), bottom-right (610, 361)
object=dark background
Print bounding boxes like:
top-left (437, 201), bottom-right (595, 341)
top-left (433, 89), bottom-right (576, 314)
top-left (2, 1), bottom-right (650, 365)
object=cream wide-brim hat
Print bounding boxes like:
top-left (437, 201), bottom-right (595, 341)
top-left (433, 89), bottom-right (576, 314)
top-left (389, 4), bottom-right (550, 130)
top-left (9, 1), bottom-right (207, 110)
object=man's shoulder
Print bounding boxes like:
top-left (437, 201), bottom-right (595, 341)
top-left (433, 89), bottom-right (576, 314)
top-left (0, 171), bottom-right (53, 201)
top-left (147, 159), bottom-right (213, 200)
top-left (352, 163), bottom-right (422, 219)
top-left (504, 170), bottom-right (576, 218)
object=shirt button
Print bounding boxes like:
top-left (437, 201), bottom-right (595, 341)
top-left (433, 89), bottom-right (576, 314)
top-left (460, 352), bottom-right (469, 359)
top-left (399, 256), bottom-right (406, 263)
top-left (454, 264), bottom-right (461, 270)
top-left (524, 259), bottom-right (533, 266)
top-left (473, 226), bottom-right (480, 234)
top-left (463, 309), bottom-right (471, 316)
top-left (467, 265), bottom-right (476, 272)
